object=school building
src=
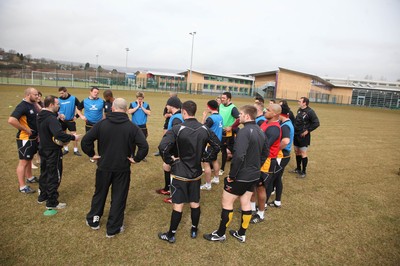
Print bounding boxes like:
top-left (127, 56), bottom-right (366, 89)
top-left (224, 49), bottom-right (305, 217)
top-left (178, 70), bottom-right (254, 95)
top-left (135, 71), bottom-right (185, 90)
top-left (249, 67), bottom-right (400, 108)
top-left (133, 67), bottom-right (400, 108)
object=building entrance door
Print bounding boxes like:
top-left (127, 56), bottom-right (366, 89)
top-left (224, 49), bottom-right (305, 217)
top-left (357, 96), bottom-right (365, 106)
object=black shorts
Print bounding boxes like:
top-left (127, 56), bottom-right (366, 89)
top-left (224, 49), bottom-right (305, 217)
top-left (257, 172), bottom-right (271, 187)
top-left (85, 122), bottom-right (95, 132)
top-left (170, 177), bottom-right (201, 204)
top-left (203, 147), bottom-right (218, 162)
top-left (60, 120), bottom-right (77, 132)
top-left (278, 157), bottom-right (290, 170)
top-left (17, 139), bottom-right (38, 160)
top-left (221, 136), bottom-right (234, 152)
top-left (138, 125), bottom-right (148, 138)
top-left (294, 133), bottom-right (310, 148)
top-left (223, 177), bottom-right (257, 196)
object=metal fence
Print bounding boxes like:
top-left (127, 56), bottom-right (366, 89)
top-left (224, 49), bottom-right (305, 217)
top-left (1, 70), bottom-right (399, 109)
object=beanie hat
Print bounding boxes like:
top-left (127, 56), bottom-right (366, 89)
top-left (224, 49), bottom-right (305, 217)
top-left (167, 97), bottom-right (182, 109)
top-left (280, 104), bottom-right (290, 116)
top-left (207, 100), bottom-right (219, 110)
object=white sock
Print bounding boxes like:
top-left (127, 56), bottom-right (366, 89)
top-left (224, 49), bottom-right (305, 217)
top-left (274, 200), bottom-right (281, 206)
top-left (20, 186), bottom-right (27, 190)
top-left (74, 147), bottom-right (78, 152)
top-left (206, 182), bottom-right (211, 186)
top-left (28, 176), bottom-right (34, 181)
top-left (64, 146), bottom-right (69, 151)
top-left (257, 210), bottom-right (265, 219)
top-left (250, 201), bottom-right (256, 211)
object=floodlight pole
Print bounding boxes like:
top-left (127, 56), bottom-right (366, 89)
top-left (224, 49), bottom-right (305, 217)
top-left (188, 31), bottom-right (196, 94)
top-left (125, 48), bottom-right (130, 88)
top-left (96, 54), bottom-right (99, 79)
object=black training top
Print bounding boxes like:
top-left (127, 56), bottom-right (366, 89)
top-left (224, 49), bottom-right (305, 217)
top-left (159, 118), bottom-right (221, 179)
top-left (294, 106), bottom-right (320, 134)
top-left (37, 109), bottom-right (75, 150)
top-left (10, 100), bottom-right (38, 140)
top-left (81, 112), bottom-right (149, 172)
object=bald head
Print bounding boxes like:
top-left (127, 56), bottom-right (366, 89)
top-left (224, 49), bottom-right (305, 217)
top-left (112, 98), bottom-right (128, 112)
top-left (25, 87), bottom-right (37, 96)
top-left (269, 103), bottom-right (282, 115)
top-left (265, 103), bottom-right (282, 120)
top-left (24, 87), bottom-right (38, 103)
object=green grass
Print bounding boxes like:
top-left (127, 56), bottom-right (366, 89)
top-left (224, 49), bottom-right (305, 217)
top-left (1, 85), bottom-right (399, 265)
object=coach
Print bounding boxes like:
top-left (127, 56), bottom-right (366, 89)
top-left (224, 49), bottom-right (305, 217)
top-left (82, 98), bottom-right (148, 238)
top-left (37, 95), bottom-right (80, 209)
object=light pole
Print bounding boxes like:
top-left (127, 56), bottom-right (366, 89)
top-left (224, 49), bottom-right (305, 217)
top-left (95, 54), bottom-right (99, 80)
top-left (125, 48), bottom-right (130, 88)
top-left (188, 31), bottom-right (196, 94)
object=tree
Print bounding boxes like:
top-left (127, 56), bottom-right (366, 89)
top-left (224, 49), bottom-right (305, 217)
top-left (84, 62), bottom-right (90, 70)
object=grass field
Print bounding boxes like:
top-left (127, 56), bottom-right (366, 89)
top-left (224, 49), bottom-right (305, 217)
top-left (1, 85), bottom-right (399, 265)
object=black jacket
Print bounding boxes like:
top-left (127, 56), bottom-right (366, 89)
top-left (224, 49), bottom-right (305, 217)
top-left (37, 109), bottom-right (75, 151)
top-left (81, 112), bottom-right (148, 172)
top-left (294, 106), bottom-right (320, 134)
top-left (159, 118), bottom-right (221, 179)
top-left (229, 121), bottom-right (267, 182)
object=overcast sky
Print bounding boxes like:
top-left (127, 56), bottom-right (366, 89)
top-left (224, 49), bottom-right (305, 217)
top-left (1, 0), bottom-right (399, 81)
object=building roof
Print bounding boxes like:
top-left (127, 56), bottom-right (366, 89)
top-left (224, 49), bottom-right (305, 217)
top-left (178, 69), bottom-right (255, 81)
top-left (136, 70), bottom-right (184, 78)
top-left (247, 70), bottom-right (278, 77)
top-left (323, 77), bottom-right (400, 92)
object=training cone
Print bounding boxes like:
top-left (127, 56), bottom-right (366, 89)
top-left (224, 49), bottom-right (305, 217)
top-left (44, 209), bottom-right (58, 216)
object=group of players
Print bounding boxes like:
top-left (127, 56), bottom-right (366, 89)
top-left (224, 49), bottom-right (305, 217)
top-left (154, 92), bottom-right (319, 243)
top-left (8, 87), bottom-right (319, 240)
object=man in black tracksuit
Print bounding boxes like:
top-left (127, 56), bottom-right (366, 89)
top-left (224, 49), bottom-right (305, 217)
top-left (81, 98), bottom-right (148, 238)
top-left (204, 105), bottom-right (267, 243)
top-left (37, 95), bottom-right (80, 209)
top-left (158, 100), bottom-right (221, 243)
top-left (292, 97), bottom-right (320, 178)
